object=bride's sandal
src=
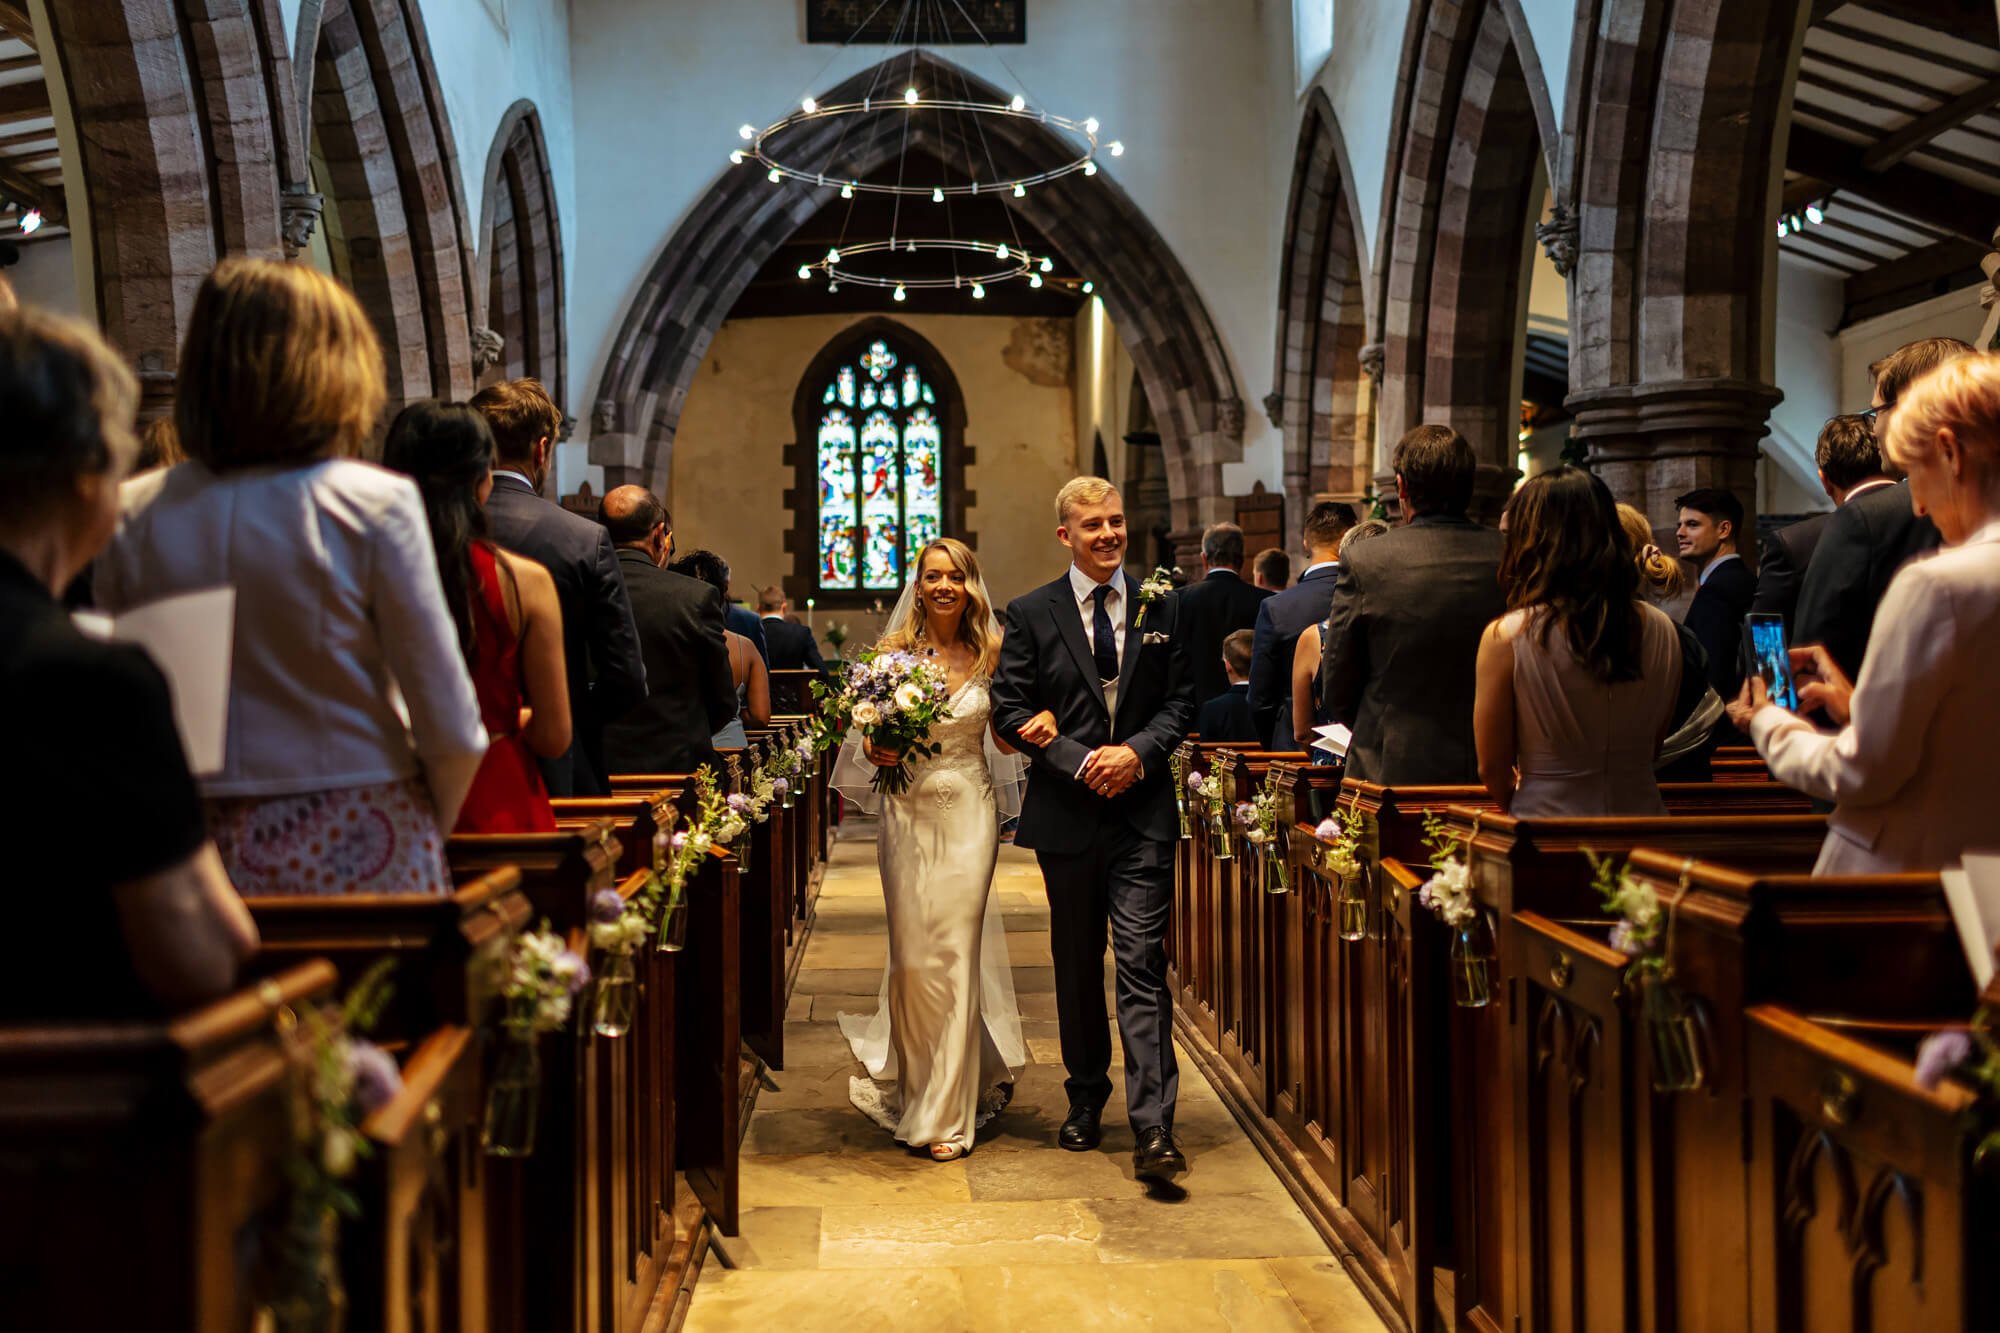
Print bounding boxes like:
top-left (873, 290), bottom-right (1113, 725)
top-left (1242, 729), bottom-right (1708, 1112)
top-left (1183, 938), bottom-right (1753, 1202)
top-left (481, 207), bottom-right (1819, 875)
top-left (929, 1142), bottom-right (967, 1162)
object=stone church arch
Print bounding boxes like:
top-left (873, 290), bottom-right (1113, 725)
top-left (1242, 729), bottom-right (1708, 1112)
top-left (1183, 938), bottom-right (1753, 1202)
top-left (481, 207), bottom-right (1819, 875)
top-left (1269, 88), bottom-right (1372, 541)
top-left (592, 49), bottom-right (1243, 530)
top-left (475, 101), bottom-right (565, 399)
top-left (1375, 0), bottom-right (1555, 517)
top-left (40, 0), bottom-right (302, 414)
top-left (301, 0), bottom-right (479, 410)
top-left (1563, 0), bottom-right (1805, 522)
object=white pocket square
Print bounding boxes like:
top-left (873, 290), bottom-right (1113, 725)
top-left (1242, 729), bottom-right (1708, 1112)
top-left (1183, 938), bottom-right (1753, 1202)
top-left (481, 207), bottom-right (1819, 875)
top-left (1142, 631), bottom-right (1171, 645)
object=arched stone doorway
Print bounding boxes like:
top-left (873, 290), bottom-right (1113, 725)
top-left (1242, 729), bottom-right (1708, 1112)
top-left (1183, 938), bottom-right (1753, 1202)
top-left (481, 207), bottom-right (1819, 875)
top-left (592, 49), bottom-right (1242, 531)
top-left (1562, 0), bottom-right (1805, 524)
top-left (1375, 0), bottom-right (1558, 517)
top-left (476, 101), bottom-right (565, 399)
top-left (1269, 88), bottom-right (1372, 542)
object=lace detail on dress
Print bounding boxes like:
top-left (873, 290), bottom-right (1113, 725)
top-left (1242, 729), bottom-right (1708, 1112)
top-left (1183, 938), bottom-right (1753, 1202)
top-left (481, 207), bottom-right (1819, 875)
top-left (898, 679), bottom-right (997, 802)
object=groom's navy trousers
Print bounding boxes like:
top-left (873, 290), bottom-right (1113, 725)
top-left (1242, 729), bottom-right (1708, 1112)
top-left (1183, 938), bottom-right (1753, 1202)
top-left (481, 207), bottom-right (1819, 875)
top-left (991, 570), bottom-right (1196, 1134)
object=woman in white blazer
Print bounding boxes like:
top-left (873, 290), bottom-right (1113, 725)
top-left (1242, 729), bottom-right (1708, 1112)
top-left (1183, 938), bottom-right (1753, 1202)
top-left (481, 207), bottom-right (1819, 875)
top-left (1728, 352), bottom-right (2000, 874)
top-left (97, 260), bottom-right (487, 897)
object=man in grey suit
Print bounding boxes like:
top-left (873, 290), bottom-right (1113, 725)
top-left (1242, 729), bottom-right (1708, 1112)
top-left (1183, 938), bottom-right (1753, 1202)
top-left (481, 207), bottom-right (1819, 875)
top-left (1321, 425), bottom-right (1506, 785)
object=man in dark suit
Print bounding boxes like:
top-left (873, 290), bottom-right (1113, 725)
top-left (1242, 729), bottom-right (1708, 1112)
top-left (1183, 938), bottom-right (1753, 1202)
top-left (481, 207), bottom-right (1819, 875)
top-left (1195, 630), bottom-right (1258, 743)
top-left (1173, 522), bottom-right (1271, 706)
top-left (756, 586), bottom-right (827, 673)
top-left (1793, 336), bottom-right (1970, 681)
top-left (1753, 414), bottom-right (1890, 623)
top-left (597, 486), bottom-right (736, 776)
top-left (473, 379), bottom-right (647, 796)
top-left (991, 476), bottom-right (1196, 1183)
top-left (1249, 501), bottom-right (1354, 749)
top-left (1321, 427), bottom-right (1504, 785)
top-left (1676, 486), bottom-right (1757, 744)
top-left (720, 566), bottom-right (769, 665)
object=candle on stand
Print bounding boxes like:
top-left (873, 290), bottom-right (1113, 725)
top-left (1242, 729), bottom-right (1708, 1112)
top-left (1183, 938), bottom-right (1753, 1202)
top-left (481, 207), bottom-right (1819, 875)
top-left (806, 597), bottom-right (815, 633)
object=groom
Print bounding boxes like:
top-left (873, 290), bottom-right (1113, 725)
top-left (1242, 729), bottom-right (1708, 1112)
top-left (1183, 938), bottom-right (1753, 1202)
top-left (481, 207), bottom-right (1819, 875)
top-left (992, 476), bottom-right (1196, 1182)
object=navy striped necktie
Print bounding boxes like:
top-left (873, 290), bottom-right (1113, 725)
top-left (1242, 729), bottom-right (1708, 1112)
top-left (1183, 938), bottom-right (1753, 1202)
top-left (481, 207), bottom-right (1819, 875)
top-left (1091, 583), bottom-right (1119, 686)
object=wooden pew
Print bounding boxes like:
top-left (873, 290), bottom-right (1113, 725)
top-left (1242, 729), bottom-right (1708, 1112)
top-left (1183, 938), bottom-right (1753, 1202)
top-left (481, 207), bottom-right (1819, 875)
top-left (1169, 738), bottom-right (1266, 1047)
top-left (721, 747), bottom-right (787, 1071)
top-left (1743, 1007), bottom-right (1986, 1332)
top-left (0, 962), bottom-right (336, 1332)
top-left (1504, 854), bottom-right (1973, 1333)
top-left (552, 787), bottom-right (675, 879)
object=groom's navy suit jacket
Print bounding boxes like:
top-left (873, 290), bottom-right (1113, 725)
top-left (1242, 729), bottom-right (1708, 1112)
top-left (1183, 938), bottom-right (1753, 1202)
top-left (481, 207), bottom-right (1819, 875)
top-left (992, 571), bottom-right (1197, 854)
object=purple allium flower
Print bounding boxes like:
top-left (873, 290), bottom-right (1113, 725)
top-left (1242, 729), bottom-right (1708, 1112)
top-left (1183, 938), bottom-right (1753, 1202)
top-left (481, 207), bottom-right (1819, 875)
top-left (1187, 771), bottom-right (1206, 792)
top-left (772, 777), bottom-right (790, 794)
top-left (347, 1040), bottom-right (403, 1116)
top-left (1607, 921), bottom-right (1637, 955)
top-left (554, 949), bottom-right (592, 994)
top-left (589, 888), bottom-right (625, 924)
top-left (670, 831), bottom-right (689, 852)
top-left (1313, 817), bottom-right (1342, 844)
top-left (1914, 1030), bottom-right (1972, 1091)
top-left (1234, 801), bottom-right (1256, 828)
top-left (727, 793), bottom-right (752, 814)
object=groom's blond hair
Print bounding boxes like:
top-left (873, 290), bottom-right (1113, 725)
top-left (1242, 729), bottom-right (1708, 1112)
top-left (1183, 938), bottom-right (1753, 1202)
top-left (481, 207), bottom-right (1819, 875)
top-left (1055, 475), bottom-right (1118, 525)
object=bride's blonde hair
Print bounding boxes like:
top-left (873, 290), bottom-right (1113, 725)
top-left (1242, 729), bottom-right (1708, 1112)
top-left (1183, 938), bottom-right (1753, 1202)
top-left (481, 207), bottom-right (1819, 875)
top-left (879, 536), bottom-right (1003, 677)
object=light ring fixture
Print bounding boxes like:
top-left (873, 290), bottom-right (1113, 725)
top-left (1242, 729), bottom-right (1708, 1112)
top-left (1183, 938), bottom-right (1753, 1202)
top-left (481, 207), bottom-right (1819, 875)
top-left (795, 238), bottom-right (1047, 290)
top-left (740, 98), bottom-right (1118, 198)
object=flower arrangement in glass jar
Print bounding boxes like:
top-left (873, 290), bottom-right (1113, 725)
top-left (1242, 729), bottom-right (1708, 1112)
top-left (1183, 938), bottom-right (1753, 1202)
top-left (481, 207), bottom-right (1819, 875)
top-left (1417, 812), bottom-right (1493, 1008)
top-left (269, 960), bottom-right (401, 1332)
top-left (1588, 851), bottom-right (1707, 1092)
top-left (587, 888), bottom-right (647, 1037)
top-left (1239, 771), bottom-right (1290, 893)
top-left (484, 923), bottom-right (590, 1157)
top-left (1313, 802), bottom-right (1366, 939)
top-left (1187, 766), bottom-right (1231, 859)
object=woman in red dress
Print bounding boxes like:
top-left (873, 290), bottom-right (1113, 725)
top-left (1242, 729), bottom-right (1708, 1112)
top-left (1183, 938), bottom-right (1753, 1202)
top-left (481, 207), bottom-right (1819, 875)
top-left (384, 401), bottom-right (569, 832)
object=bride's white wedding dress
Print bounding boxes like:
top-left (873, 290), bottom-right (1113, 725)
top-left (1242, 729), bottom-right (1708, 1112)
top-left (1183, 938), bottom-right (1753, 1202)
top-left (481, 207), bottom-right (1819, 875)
top-left (837, 678), bottom-right (1028, 1153)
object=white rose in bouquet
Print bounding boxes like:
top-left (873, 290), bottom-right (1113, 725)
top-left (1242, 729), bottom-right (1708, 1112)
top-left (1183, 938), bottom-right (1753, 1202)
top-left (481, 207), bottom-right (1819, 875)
top-left (852, 700), bottom-right (881, 727)
top-left (894, 681), bottom-right (924, 712)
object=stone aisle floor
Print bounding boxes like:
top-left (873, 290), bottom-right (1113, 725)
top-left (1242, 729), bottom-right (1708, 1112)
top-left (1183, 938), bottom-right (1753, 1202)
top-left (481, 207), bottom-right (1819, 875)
top-left (683, 832), bottom-right (1382, 1331)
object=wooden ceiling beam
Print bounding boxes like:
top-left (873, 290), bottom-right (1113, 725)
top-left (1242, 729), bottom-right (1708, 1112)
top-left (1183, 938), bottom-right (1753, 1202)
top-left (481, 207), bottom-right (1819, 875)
top-left (1862, 74), bottom-right (2000, 171)
top-left (1787, 125), bottom-right (1999, 245)
top-left (0, 76), bottom-right (48, 121)
top-left (1843, 234), bottom-right (1990, 323)
top-left (0, 155), bottom-right (61, 224)
top-left (1850, 0), bottom-right (2000, 43)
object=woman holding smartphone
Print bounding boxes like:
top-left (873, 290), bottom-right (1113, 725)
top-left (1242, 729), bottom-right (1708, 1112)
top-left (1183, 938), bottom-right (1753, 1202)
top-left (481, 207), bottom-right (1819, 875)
top-left (1728, 353), bottom-right (2000, 873)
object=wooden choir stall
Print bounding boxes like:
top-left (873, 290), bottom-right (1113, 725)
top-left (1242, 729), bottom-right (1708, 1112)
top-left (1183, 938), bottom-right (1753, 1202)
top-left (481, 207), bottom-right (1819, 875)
top-left (1166, 740), bottom-right (1998, 1333)
top-left (0, 695), bottom-right (835, 1332)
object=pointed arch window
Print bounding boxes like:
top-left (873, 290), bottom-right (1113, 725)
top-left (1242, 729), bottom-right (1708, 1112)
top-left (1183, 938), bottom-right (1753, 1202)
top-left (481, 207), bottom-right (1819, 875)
top-left (813, 336), bottom-right (949, 591)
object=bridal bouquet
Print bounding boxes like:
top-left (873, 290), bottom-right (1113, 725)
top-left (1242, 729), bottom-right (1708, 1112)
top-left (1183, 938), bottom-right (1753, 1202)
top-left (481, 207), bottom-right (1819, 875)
top-left (821, 649), bottom-right (954, 796)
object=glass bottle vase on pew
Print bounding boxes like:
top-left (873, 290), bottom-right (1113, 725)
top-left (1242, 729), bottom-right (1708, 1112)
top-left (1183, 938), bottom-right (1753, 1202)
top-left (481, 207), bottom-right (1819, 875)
top-left (593, 951), bottom-right (638, 1038)
top-left (1451, 910), bottom-right (1498, 1009)
top-left (482, 1003), bottom-right (542, 1157)
top-left (1210, 808), bottom-right (1235, 860)
top-left (1336, 867), bottom-right (1366, 941)
top-left (1264, 837), bottom-right (1289, 895)
top-left (1637, 969), bottom-right (1706, 1092)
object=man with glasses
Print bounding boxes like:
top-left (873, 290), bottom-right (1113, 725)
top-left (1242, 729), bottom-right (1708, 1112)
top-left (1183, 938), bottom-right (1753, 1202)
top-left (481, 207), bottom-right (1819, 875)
top-left (1792, 337), bottom-right (1972, 680)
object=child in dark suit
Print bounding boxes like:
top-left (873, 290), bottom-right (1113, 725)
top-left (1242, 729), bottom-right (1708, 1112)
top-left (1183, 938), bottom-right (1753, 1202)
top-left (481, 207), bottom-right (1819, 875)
top-left (1195, 630), bottom-right (1259, 743)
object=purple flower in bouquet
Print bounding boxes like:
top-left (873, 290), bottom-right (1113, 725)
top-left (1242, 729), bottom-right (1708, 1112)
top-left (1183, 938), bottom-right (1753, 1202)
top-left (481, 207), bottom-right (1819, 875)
top-left (727, 793), bottom-right (752, 815)
top-left (1607, 921), bottom-right (1638, 955)
top-left (670, 831), bottom-right (689, 852)
top-left (552, 949), bottom-right (591, 994)
top-left (772, 777), bottom-right (790, 795)
top-left (347, 1039), bottom-right (403, 1116)
top-left (1234, 801), bottom-right (1256, 828)
top-left (589, 888), bottom-right (626, 924)
top-left (1914, 1030), bottom-right (1972, 1090)
top-left (1187, 771), bottom-right (1206, 793)
top-left (1313, 817), bottom-right (1343, 844)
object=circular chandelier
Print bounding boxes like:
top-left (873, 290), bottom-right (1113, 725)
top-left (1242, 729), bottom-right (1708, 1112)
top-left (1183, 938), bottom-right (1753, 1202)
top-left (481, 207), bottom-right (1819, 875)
top-left (733, 92), bottom-right (1123, 200)
top-left (796, 238), bottom-right (1058, 300)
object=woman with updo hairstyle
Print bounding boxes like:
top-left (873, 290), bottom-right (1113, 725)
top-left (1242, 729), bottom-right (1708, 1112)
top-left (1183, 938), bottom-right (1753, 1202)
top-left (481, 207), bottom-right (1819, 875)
top-left (1618, 500), bottom-right (1723, 779)
top-left (670, 548), bottom-right (770, 748)
top-left (1474, 465), bottom-right (1683, 815)
top-left (0, 304), bottom-right (257, 1016)
top-left (1730, 352), bottom-right (2000, 873)
top-left (96, 259), bottom-right (487, 896)
top-left (383, 401), bottom-right (569, 833)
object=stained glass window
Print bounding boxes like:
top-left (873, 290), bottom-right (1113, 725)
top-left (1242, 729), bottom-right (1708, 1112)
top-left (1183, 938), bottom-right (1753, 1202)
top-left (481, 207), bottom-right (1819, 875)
top-left (814, 337), bottom-right (949, 592)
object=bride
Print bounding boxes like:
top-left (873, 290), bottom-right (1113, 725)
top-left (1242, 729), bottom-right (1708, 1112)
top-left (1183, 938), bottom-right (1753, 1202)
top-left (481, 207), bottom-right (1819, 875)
top-left (835, 537), bottom-right (1029, 1161)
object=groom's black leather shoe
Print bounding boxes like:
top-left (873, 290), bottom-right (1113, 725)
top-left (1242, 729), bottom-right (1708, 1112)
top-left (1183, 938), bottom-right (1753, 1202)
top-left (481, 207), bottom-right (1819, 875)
top-left (1058, 1104), bottom-right (1102, 1151)
top-left (1133, 1127), bottom-right (1188, 1182)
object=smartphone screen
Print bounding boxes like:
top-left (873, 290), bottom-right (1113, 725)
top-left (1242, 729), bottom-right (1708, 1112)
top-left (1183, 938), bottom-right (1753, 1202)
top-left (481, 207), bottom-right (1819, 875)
top-left (1745, 613), bottom-right (1799, 712)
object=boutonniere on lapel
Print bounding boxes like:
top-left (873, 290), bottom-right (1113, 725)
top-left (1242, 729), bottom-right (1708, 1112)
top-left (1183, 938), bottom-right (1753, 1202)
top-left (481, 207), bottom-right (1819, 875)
top-left (1134, 567), bottom-right (1175, 629)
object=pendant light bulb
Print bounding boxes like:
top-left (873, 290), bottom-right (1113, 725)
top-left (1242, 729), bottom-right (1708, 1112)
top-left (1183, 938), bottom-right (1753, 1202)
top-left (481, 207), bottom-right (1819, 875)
top-left (1084, 117), bottom-right (1099, 135)
top-left (1009, 94), bottom-right (1026, 112)
top-left (738, 124), bottom-right (756, 141)
top-left (904, 86), bottom-right (920, 105)
top-left (972, 283), bottom-right (986, 299)
top-left (797, 265), bottom-right (811, 280)
top-left (827, 247), bottom-right (841, 263)
top-left (802, 97), bottom-right (818, 114)
top-left (18, 209), bottom-right (40, 235)
top-left (1083, 161), bottom-right (1098, 176)
top-left (1109, 141), bottom-right (1125, 156)
top-left (1039, 256), bottom-right (1053, 273)
top-left (932, 187), bottom-right (944, 203)
top-left (1013, 182), bottom-right (1026, 198)
top-left (1081, 280), bottom-right (1095, 294)
top-left (1806, 203), bottom-right (1824, 225)
top-left (841, 183), bottom-right (855, 199)
top-left (828, 281), bottom-right (839, 293)
top-left (1030, 273), bottom-right (1043, 289)
top-left (767, 167), bottom-right (782, 183)
top-left (893, 283), bottom-right (908, 302)
top-left (729, 150), bottom-right (744, 165)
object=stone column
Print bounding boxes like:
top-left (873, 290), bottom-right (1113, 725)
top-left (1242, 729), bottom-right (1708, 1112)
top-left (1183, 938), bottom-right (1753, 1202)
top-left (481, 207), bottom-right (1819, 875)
top-left (1568, 377), bottom-right (1783, 533)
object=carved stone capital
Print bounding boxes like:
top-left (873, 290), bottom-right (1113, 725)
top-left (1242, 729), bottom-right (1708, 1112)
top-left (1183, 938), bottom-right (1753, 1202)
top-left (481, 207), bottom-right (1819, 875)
top-left (1358, 342), bottom-right (1385, 385)
top-left (1535, 203), bottom-right (1579, 278)
top-left (470, 326), bottom-right (505, 376)
top-left (1213, 396), bottom-right (1246, 439)
top-left (558, 412), bottom-right (577, 444)
top-left (1261, 390), bottom-right (1284, 429)
top-left (279, 186), bottom-right (325, 258)
top-left (592, 397), bottom-right (619, 435)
